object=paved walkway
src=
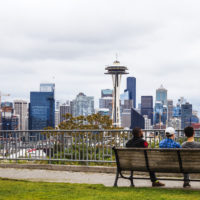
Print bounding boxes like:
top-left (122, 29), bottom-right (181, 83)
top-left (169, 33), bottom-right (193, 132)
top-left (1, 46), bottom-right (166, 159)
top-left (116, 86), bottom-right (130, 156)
top-left (0, 168), bottom-right (199, 189)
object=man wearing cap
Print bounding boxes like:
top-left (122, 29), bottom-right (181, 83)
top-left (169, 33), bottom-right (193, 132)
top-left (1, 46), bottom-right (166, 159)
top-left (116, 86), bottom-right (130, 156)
top-left (159, 127), bottom-right (181, 148)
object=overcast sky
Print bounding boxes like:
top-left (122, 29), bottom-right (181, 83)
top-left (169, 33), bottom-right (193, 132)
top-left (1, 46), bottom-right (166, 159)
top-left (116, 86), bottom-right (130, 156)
top-left (1, 0), bottom-right (200, 112)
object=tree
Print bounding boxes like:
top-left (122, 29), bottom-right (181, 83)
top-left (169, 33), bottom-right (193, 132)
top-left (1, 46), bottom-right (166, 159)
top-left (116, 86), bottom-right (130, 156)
top-left (58, 113), bottom-right (115, 130)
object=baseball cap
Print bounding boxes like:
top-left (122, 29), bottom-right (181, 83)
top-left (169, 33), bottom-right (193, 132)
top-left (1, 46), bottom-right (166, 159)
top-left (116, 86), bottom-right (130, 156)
top-left (165, 127), bottom-right (175, 137)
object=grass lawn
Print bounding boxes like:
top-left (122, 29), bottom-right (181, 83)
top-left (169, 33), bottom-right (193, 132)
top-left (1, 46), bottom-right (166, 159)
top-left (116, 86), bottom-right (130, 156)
top-left (0, 179), bottom-right (200, 200)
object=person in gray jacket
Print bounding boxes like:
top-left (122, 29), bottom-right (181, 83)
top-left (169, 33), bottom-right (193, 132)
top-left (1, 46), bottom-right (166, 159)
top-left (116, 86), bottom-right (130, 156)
top-left (182, 126), bottom-right (200, 188)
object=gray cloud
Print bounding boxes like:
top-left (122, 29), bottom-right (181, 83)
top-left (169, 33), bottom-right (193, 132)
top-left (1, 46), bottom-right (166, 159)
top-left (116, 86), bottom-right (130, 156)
top-left (0, 0), bottom-right (200, 114)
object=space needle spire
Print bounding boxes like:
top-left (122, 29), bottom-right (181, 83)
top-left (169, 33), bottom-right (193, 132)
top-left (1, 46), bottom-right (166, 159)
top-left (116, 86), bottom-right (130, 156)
top-left (105, 59), bottom-right (129, 127)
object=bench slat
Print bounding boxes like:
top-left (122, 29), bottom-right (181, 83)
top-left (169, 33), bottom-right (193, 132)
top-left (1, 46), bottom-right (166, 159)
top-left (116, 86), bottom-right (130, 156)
top-left (147, 150), bottom-right (180, 173)
top-left (117, 150), bottom-right (147, 171)
top-left (181, 151), bottom-right (200, 173)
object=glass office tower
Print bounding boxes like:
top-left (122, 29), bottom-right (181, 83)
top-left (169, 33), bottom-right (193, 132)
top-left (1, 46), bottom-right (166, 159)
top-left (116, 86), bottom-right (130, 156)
top-left (126, 77), bottom-right (136, 108)
top-left (156, 85), bottom-right (167, 105)
top-left (29, 92), bottom-right (55, 130)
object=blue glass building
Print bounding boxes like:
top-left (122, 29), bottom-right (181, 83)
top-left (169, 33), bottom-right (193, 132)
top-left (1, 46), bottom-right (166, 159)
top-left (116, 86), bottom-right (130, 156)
top-left (173, 105), bottom-right (181, 117)
top-left (154, 101), bottom-right (163, 125)
top-left (126, 77), bottom-right (136, 108)
top-left (156, 85), bottom-right (167, 105)
top-left (29, 92), bottom-right (55, 130)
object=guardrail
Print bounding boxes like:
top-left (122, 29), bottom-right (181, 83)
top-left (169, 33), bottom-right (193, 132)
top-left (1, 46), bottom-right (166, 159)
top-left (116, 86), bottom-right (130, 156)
top-left (0, 129), bottom-right (199, 163)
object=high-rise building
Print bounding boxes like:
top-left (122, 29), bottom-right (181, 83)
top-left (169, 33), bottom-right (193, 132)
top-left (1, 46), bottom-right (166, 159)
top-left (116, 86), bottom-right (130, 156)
top-left (143, 115), bottom-right (153, 130)
top-left (59, 102), bottom-right (71, 123)
top-left (14, 100), bottom-right (28, 130)
top-left (121, 109), bottom-right (131, 128)
top-left (1, 102), bottom-right (19, 130)
top-left (126, 77), bottom-right (136, 108)
top-left (181, 103), bottom-right (192, 129)
top-left (163, 105), bottom-right (168, 125)
top-left (120, 91), bottom-right (133, 127)
top-left (55, 110), bottom-right (60, 127)
top-left (156, 85), bottom-right (167, 106)
top-left (130, 108), bottom-right (144, 129)
top-left (29, 92), bottom-right (55, 130)
top-left (167, 100), bottom-right (173, 122)
top-left (101, 89), bottom-right (113, 98)
top-left (154, 101), bottom-right (163, 125)
top-left (40, 83), bottom-right (55, 93)
top-left (71, 93), bottom-right (94, 117)
top-left (141, 96), bottom-right (153, 125)
top-left (99, 89), bottom-right (113, 118)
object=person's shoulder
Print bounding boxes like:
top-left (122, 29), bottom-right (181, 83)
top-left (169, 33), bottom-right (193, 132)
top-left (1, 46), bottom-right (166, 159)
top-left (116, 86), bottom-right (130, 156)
top-left (193, 141), bottom-right (200, 148)
top-left (174, 141), bottom-right (181, 148)
top-left (159, 138), bottom-right (166, 144)
top-left (181, 141), bottom-right (187, 148)
top-left (126, 139), bottom-right (133, 147)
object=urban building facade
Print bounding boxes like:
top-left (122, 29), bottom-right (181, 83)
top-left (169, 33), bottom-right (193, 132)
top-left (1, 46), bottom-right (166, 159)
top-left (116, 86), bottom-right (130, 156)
top-left (29, 92), bottom-right (55, 130)
top-left (71, 93), bottom-right (94, 117)
top-left (156, 85), bottom-right (167, 105)
top-left (181, 103), bottom-right (192, 129)
top-left (126, 77), bottom-right (136, 108)
top-left (141, 96), bottom-right (153, 125)
top-left (59, 102), bottom-right (71, 123)
top-left (14, 100), bottom-right (28, 130)
top-left (1, 102), bottom-right (19, 130)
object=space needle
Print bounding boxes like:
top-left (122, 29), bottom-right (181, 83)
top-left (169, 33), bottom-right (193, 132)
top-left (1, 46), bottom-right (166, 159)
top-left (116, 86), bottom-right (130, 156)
top-left (105, 59), bottom-right (129, 127)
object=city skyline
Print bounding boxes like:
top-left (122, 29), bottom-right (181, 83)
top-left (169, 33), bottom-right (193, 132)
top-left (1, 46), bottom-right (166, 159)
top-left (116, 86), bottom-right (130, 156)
top-left (1, 0), bottom-right (200, 113)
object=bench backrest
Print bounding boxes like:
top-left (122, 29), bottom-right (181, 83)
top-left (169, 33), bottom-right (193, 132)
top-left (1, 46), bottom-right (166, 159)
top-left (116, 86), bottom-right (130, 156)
top-left (113, 148), bottom-right (200, 173)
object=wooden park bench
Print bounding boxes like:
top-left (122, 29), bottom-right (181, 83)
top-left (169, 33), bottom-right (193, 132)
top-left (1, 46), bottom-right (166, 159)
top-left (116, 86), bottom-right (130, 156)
top-left (113, 147), bottom-right (200, 187)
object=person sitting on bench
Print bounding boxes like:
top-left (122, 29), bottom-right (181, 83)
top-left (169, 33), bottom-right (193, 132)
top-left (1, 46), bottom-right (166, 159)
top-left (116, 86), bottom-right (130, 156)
top-left (126, 127), bottom-right (165, 187)
top-left (182, 126), bottom-right (200, 188)
top-left (159, 127), bottom-right (181, 148)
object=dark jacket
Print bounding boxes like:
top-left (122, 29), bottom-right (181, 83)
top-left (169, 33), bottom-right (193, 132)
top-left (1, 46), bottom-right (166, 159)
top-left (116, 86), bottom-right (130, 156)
top-left (126, 137), bottom-right (148, 148)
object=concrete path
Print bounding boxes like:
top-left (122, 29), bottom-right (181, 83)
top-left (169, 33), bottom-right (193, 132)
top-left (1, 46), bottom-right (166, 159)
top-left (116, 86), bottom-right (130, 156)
top-left (0, 168), bottom-right (199, 189)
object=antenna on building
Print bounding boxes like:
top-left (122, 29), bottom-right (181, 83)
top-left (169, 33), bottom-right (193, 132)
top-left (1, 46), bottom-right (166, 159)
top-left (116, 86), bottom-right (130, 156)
top-left (115, 53), bottom-right (118, 61)
top-left (52, 76), bottom-right (55, 82)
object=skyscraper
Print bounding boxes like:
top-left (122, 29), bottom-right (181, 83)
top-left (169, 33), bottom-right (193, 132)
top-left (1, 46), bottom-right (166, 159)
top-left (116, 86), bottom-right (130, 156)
top-left (71, 93), bottom-right (94, 117)
top-left (29, 91), bottom-right (55, 130)
top-left (141, 96), bottom-right (153, 125)
top-left (154, 101), bottom-right (163, 126)
top-left (167, 100), bottom-right (173, 122)
top-left (40, 83), bottom-right (55, 92)
top-left (14, 100), bottom-right (28, 130)
top-left (181, 103), bottom-right (192, 129)
top-left (99, 89), bottom-right (113, 118)
top-left (156, 85), bottom-right (167, 105)
top-left (126, 77), bottom-right (136, 108)
top-left (101, 89), bottom-right (113, 98)
top-left (60, 102), bottom-right (71, 123)
top-left (1, 102), bottom-right (19, 130)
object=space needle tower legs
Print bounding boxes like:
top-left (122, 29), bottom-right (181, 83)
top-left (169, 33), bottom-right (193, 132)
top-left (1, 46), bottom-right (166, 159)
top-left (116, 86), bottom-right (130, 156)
top-left (105, 60), bottom-right (129, 127)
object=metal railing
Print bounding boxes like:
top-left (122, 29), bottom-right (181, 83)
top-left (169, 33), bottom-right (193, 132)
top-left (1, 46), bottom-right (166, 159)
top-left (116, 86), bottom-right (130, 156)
top-left (0, 129), bottom-right (200, 163)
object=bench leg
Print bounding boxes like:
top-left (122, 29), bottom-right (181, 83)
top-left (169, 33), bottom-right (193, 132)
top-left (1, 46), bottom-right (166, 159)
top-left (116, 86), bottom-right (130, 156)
top-left (114, 171), bottom-right (119, 187)
top-left (130, 170), bottom-right (134, 187)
